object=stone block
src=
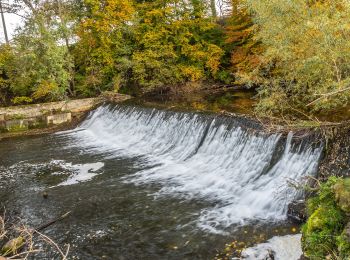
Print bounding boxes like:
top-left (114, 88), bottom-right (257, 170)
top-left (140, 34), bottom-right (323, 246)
top-left (46, 112), bottom-right (72, 125)
top-left (5, 119), bottom-right (29, 132)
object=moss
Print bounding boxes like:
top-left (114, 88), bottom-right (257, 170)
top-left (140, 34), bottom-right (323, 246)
top-left (302, 204), bottom-right (345, 258)
top-left (302, 177), bottom-right (350, 259)
top-left (28, 121), bottom-right (46, 130)
top-left (306, 176), bottom-right (339, 215)
top-left (7, 125), bottom-right (28, 132)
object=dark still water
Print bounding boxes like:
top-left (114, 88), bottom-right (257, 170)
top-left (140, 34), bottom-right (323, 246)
top-left (0, 104), bottom-right (322, 259)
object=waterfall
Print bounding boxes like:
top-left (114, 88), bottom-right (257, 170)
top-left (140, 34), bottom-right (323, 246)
top-left (59, 104), bottom-right (322, 233)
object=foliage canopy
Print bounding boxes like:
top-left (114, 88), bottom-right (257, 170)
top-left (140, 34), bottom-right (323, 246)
top-left (0, 0), bottom-right (349, 119)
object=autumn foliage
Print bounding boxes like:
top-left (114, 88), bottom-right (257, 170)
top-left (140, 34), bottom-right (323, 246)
top-left (1, 0), bottom-right (349, 118)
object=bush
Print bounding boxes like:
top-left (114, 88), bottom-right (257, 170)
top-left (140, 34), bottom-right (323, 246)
top-left (11, 96), bottom-right (33, 105)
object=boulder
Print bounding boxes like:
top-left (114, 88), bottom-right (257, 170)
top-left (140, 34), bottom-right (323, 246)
top-left (288, 200), bottom-right (307, 223)
top-left (241, 247), bottom-right (275, 260)
top-left (334, 178), bottom-right (350, 213)
top-left (241, 234), bottom-right (302, 260)
top-left (337, 222), bottom-right (350, 259)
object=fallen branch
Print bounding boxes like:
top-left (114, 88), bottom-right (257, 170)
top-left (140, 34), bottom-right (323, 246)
top-left (35, 212), bottom-right (71, 232)
top-left (1, 212), bottom-right (71, 259)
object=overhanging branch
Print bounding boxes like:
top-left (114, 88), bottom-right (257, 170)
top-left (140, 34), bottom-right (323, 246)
top-left (307, 86), bottom-right (350, 107)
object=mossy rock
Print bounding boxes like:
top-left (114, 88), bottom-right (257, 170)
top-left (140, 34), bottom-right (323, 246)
top-left (302, 204), bottom-right (345, 258)
top-left (334, 178), bottom-right (350, 213)
top-left (302, 177), bottom-right (350, 259)
top-left (337, 223), bottom-right (350, 259)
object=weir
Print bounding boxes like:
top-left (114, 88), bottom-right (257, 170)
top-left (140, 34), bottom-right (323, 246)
top-left (60, 104), bottom-right (323, 232)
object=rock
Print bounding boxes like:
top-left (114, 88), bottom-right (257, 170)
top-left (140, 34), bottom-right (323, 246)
top-left (318, 126), bottom-right (350, 179)
top-left (241, 247), bottom-right (275, 259)
top-left (5, 119), bottom-right (28, 132)
top-left (333, 178), bottom-right (350, 213)
top-left (42, 191), bottom-right (48, 199)
top-left (46, 112), bottom-right (72, 125)
top-left (288, 200), bottom-right (307, 223)
top-left (241, 234), bottom-right (302, 260)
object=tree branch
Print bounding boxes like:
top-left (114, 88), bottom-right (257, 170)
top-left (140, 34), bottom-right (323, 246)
top-left (306, 86), bottom-right (350, 107)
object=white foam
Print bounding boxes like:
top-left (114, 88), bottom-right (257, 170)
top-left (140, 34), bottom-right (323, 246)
top-left (4, 160), bottom-right (104, 187)
top-left (59, 105), bottom-right (322, 232)
top-left (52, 161), bottom-right (104, 186)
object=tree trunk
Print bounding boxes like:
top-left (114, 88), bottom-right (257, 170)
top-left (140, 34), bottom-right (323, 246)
top-left (0, 0), bottom-right (9, 43)
top-left (210, 0), bottom-right (217, 18)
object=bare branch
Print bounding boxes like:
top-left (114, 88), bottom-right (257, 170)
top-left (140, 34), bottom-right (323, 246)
top-left (307, 86), bottom-right (350, 107)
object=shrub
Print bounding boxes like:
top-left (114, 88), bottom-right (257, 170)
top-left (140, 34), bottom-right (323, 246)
top-left (11, 96), bottom-right (33, 105)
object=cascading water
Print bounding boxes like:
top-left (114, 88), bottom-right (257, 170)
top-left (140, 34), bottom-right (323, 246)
top-left (59, 104), bottom-right (322, 233)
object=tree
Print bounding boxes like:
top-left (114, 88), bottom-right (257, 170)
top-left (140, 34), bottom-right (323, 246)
top-left (8, 0), bottom-right (75, 102)
top-left (244, 0), bottom-right (350, 115)
top-left (130, 0), bottom-right (224, 92)
top-left (209, 0), bottom-right (217, 18)
top-left (74, 0), bottom-right (224, 94)
top-left (0, 44), bottom-right (14, 105)
top-left (74, 0), bottom-right (135, 96)
top-left (225, 0), bottom-right (262, 86)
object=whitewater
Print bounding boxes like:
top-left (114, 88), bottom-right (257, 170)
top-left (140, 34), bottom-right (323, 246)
top-left (58, 104), bottom-right (322, 233)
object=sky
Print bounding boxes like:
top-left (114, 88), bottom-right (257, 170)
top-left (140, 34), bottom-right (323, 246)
top-left (0, 0), bottom-right (229, 43)
top-left (0, 12), bottom-right (23, 42)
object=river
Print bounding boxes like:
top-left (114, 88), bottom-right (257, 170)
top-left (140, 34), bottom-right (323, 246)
top-left (0, 102), bottom-right (322, 259)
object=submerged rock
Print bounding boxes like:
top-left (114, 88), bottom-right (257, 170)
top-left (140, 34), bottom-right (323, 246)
top-left (240, 234), bottom-right (302, 260)
top-left (42, 191), bottom-right (49, 199)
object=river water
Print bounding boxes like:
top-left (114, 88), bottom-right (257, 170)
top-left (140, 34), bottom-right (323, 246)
top-left (0, 103), bottom-right (322, 259)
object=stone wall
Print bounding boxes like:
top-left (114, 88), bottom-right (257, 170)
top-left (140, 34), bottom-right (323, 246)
top-left (318, 124), bottom-right (350, 179)
top-left (0, 98), bottom-right (101, 119)
top-left (0, 94), bottom-right (131, 132)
